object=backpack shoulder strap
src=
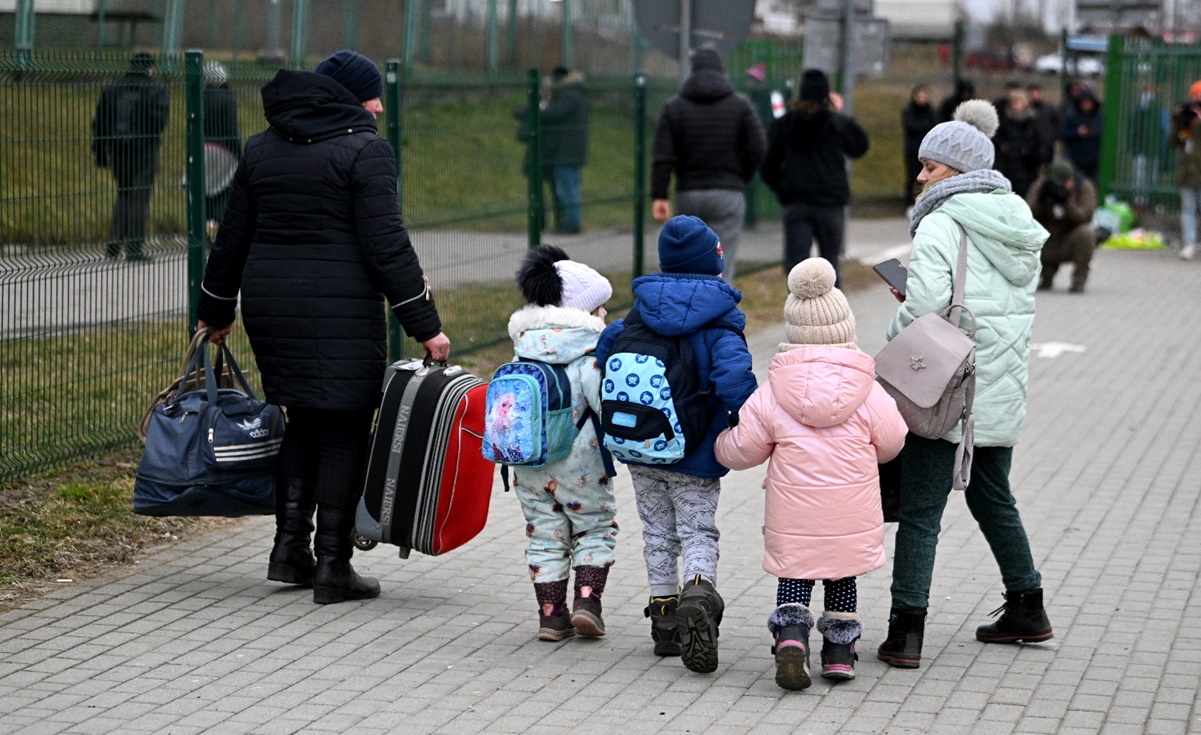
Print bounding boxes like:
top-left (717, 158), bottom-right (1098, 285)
top-left (948, 223), bottom-right (970, 326)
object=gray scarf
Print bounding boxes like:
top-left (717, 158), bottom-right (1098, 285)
top-left (909, 169), bottom-right (1012, 237)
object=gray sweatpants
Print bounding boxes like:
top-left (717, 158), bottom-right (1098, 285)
top-left (628, 465), bottom-right (721, 596)
top-left (675, 189), bottom-right (747, 282)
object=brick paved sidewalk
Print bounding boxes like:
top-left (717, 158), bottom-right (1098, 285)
top-left (2, 245), bottom-right (1200, 735)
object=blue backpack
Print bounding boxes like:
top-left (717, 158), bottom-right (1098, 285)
top-left (601, 309), bottom-right (740, 465)
top-left (483, 359), bottom-right (580, 468)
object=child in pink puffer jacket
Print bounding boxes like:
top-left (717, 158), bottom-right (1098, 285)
top-left (715, 258), bottom-right (907, 691)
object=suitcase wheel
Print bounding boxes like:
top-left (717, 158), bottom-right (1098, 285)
top-left (351, 530), bottom-right (378, 551)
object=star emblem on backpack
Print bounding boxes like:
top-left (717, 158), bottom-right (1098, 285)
top-left (910, 356), bottom-right (926, 371)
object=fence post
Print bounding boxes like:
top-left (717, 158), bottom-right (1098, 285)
top-left (486, 0), bottom-right (499, 83)
top-left (951, 20), bottom-right (962, 86)
top-left (96, 0), bottom-right (108, 59)
top-left (560, 0), bottom-right (573, 69)
top-left (291, 0), bottom-right (310, 69)
top-left (14, 0), bottom-right (34, 70)
top-left (526, 69), bottom-right (543, 250)
top-left (163, 0), bottom-right (185, 62)
top-left (386, 60), bottom-right (405, 361)
top-left (506, 0), bottom-right (518, 68)
top-left (343, 0), bottom-right (358, 49)
top-left (633, 74), bottom-right (647, 278)
top-left (185, 50), bottom-right (207, 337)
top-left (1097, 34), bottom-right (1124, 203)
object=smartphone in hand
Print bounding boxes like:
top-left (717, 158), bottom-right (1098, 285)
top-left (873, 258), bottom-right (908, 297)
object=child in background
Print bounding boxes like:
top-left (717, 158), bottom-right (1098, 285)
top-left (596, 215), bottom-right (758, 674)
top-left (715, 258), bottom-right (907, 690)
top-left (506, 246), bottom-right (619, 641)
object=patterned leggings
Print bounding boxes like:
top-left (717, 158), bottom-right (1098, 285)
top-left (777, 577), bottom-right (857, 613)
top-left (628, 465), bottom-right (721, 597)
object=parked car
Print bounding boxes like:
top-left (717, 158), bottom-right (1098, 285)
top-left (1035, 53), bottom-right (1104, 77)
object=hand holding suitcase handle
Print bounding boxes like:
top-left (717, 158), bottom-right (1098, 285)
top-left (421, 332), bottom-right (451, 362)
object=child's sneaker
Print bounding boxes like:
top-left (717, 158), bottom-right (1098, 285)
top-left (677, 575), bottom-right (724, 673)
top-left (644, 595), bottom-right (682, 656)
top-left (769, 603), bottom-right (814, 690)
top-left (538, 605), bottom-right (576, 642)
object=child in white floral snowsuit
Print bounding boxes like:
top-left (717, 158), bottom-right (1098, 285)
top-left (507, 246), bottom-right (619, 642)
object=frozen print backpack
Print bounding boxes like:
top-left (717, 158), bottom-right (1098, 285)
top-left (601, 309), bottom-right (725, 465)
top-left (483, 359), bottom-right (581, 468)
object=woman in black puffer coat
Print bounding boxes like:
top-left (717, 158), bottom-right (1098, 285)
top-left (198, 50), bottom-right (449, 605)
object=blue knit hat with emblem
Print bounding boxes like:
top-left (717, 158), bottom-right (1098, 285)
top-left (657, 215), bottom-right (723, 276)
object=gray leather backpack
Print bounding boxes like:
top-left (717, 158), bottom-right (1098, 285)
top-left (875, 223), bottom-right (976, 491)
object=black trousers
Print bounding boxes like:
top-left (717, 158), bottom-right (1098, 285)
top-left (783, 202), bottom-right (846, 288)
top-left (106, 147), bottom-right (159, 257)
top-left (276, 407), bottom-right (375, 509)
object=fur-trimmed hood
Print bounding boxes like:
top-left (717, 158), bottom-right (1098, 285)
top-left (508, 304), bottom-right (605, 365)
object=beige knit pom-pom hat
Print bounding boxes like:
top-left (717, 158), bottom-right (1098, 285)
top-left (782, 258), bottom-right (857, 350)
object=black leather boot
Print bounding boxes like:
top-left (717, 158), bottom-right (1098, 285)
top-left (877, 608), bottom-right (926, 668)
top-left (976, 588), bottom-right (1053, 643)
top-left (267, 477), bottom-right (316, 586)
top-left (312, 504), bottom-right (380, 604)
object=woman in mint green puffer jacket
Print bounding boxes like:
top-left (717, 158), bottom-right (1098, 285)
top-left (877, 100), bottom-right (1054, 672)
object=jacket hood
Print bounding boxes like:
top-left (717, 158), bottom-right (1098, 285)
top-left (508, 305), bottom-right (605, 364)
top-left (935, 192), bottom-right (1049, 286)
top-left (262, 70), bottom-right (377, 143)
top-left (630, 273), bottom-right (746, 336)
top-left (680, 69), bottom-right (736, 103)
top-left (1074, 88), bottom-right (1100, 112)
top-left (768, 347), bottom-right (876, 428)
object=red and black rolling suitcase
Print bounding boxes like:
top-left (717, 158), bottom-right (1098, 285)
top-left (354, 358), bottom-right (494, 558)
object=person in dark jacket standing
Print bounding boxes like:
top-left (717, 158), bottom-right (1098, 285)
top-left (92, 51), bottom-right (169, 261)
top-left (651, 48), bottom-right (766, 282)
top-left (201, 61), bottom-right (241, 231)
top-left (994, 91), bottom-right (1044, 198)
top-left (1026, 83), bottom-right (1059, 165)
top-left (541, 66), bottom-right (590, 234)
top-left (1060, 88), bottom-right (1102, 180)
top-left (197, 50), bottom-right (450, 605)
top-left (760, 69), bottom-right (869, 288)
top-left (902, 85), bottom-right (938, 206)
top-left (937, 78), bottom-right (975, 123)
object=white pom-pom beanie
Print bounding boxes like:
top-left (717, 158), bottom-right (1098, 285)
top-left (555, 259), bottom-right (612, 314)
top-left (782, 258), bottom-right (856, 349)
top-left (917, 99), bottom-right (999, 173)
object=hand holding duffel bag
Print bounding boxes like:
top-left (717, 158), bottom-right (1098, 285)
top-left (134, 332), bottom-right (284, 517)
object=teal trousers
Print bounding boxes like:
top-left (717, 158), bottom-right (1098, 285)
top-left (889, 435), bottom-right (1042, 611)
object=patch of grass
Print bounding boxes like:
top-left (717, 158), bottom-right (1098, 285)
top-left (0, 446), bottom-right (237, 611)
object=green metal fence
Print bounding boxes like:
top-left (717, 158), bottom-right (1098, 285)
top-left (1, 49), bottom-right (682, 481)
top-left (1099, 36), bottom-right (1201, 215)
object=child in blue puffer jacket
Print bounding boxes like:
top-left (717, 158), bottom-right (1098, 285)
top-left (596, 215), bottom-right (758, 674)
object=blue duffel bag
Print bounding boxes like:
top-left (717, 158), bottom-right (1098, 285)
top-left (134, 333), bottom-right (283, 517)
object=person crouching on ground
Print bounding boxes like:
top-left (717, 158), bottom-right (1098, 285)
top-left (596, 215), bottom-right (758, 674)
top-left (878, 100), bottom-right (1052, 669)
top-left (1027, 158), bottom-right (1097, 293)
top-left (715, 258), bottom-right (906, 690)
top-left (505, 246), bottom-right (618, 641)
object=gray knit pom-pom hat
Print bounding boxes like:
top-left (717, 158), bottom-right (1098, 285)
top-left (917, 99), bottom-right (998, 173)
top-left (782, 258), bottom-right (856, 349)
